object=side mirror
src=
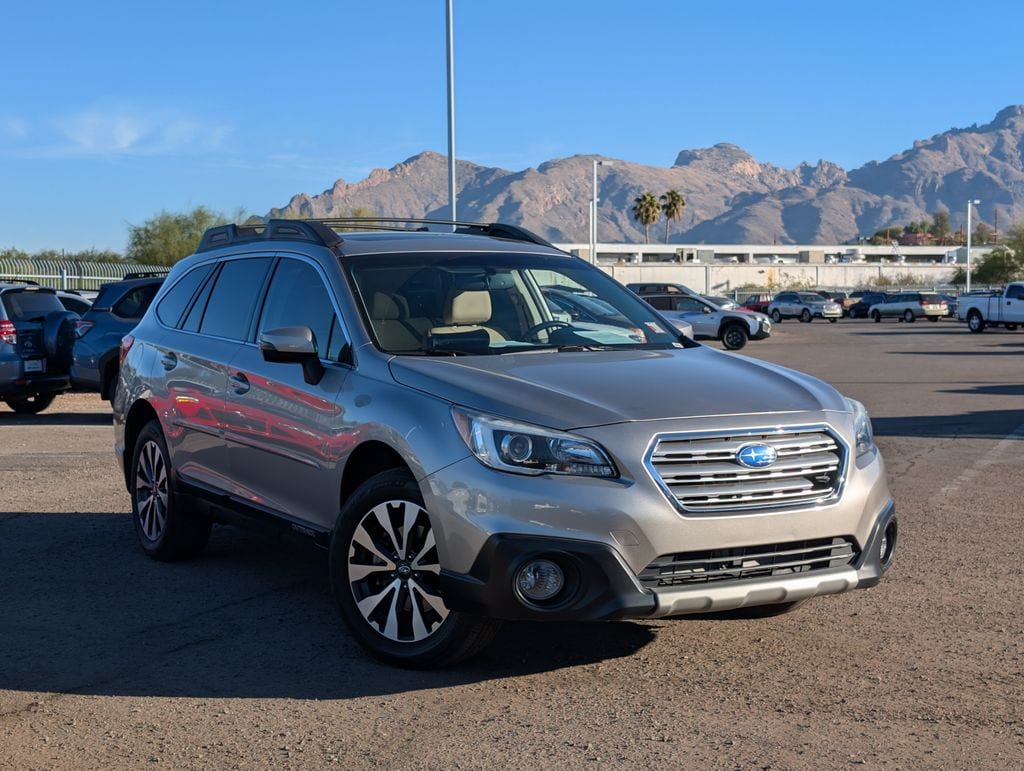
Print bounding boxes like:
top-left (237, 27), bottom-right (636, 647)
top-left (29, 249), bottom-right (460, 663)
top-left (259, 326), bottom-right (324, 385)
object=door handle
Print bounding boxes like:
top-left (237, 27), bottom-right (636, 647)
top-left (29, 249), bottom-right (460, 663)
top-left (160, 352), bottom-right (177, 371)
top-left (229, 372), bottom-right (250, 395)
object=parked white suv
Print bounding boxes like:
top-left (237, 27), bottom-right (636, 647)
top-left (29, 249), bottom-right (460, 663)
top-left (767, 292), bottom-right (842, 323)
top-left (868, 292), bottom-right (947, 323)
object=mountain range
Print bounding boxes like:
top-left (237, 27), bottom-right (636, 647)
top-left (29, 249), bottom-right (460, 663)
top-left (269, 105), bottom-right (1024, 245)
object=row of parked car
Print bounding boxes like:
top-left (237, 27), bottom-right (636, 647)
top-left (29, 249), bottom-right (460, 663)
top-left (0, 273), bottom-right (165, 413)
top-left (741, 289), bottom-right (959, 323)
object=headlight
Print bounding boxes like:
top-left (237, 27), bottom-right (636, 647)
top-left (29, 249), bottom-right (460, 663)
top-left (452, 407), bottom-right (617, 477)
top-left (845, 397), bottom-right (875, 458)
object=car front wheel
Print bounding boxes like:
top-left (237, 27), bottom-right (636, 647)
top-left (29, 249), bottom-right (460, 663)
top-left (770, 309), bottom-right (782, 322)
top-left (330, 469), bottom-right (500, 668)
top-left (967, 311), bottom-right (985, 333)
top-left (130, 420), bottom-right (211, 560)
top-left (720, 323), bottom-right (748, 350)
top-left (800, 309), bottom-right (812, 323)
top-left (872, 310), bottom-right (881, 323)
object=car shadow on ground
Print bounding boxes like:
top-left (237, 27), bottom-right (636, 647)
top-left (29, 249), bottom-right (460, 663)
top-left (940, 384), bottom-right (1024, 397)
top-left (872, 408), bottom-right (1024, 439)
top-left (849, 327), bottom-right (970, 336)
top-left (0, 513), bottom-right (655, 700)
top-left (0, 410), bottom-right (111, 426)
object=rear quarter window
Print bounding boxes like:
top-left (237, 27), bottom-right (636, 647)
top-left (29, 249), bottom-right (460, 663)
top-left (156, 265), bottom-right (214, 327)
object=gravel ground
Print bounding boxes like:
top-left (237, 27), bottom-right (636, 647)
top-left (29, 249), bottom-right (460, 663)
top-left (1, 320), bottom-right (1022, 769)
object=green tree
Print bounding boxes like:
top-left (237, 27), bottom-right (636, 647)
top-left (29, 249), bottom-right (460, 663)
top-left (125, 206), bottom-right (229, 266)
top-left (973, 221), bottom-right (994, 244)
top-left (631, 192), bottom-right (660, 243)
top-left (930, 210), bottom-right (950, 243)
top-left (659, 190), bottom-right (686, 243)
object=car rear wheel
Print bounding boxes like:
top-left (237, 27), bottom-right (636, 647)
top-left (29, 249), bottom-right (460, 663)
top-left (720, 323), bottom-right (748, 350)
top-left (872, 310), bottom-right (881, 323)
top-left (928, 316), bottom-right (940, 323)
top-left (1006, 324), bottom-right (1019, 331)
top-left (967, 311), bottom-right (985, 333)
top-left (800, 309), bottom-right (812, 323)
top-left (4, 393), bottom-right (57, 414)
top-left (130, 420), bottom-right (211, 560)
top-left (770, 309), bottom-right (782, 323)
top-left (903, 309), bottom-right (915, 323)
top-left (330, 468), bottom-right (500, 668)
top-left (848, 308), bottom-right (859, 319)
top-left (828, 318), bottom-right (838, 324)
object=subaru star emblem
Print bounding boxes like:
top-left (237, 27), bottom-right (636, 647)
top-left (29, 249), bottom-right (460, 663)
top-left (736, 443), bottom-right (778, 468)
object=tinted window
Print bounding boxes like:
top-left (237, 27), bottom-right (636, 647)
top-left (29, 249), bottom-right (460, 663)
top-left (919, 293), bottom-right (942, 304)
top-left (1008, 285), bottom-right (1024, 300)
top-left (157, 265), bottom-right (213, 327)
top-left (200, 258), bottom-right (272, 340)
top-left (257, 259), bottom-right (347, 361)
top-left (59, 296), bottom-right (91, 315)
top-left (673, 297), bottom-right (706, 313)
top-left (181, 271), bottom-right (217, 333)
top-left (113, 284), bottom-right (160, 320)
top-left (647, 296), bottom-right (673, 311)
top-left (1, 290), bottom-right (64, 321)
top-left (776, 293), bottom-right (794, 302)
top-left (798, 293), bottom-right (821, 302)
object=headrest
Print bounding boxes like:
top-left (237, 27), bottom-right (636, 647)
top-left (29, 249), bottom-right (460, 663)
top-left (371, 292), bottom-right (400, 320)
top-left (444, 290), bottom-right (491, 325)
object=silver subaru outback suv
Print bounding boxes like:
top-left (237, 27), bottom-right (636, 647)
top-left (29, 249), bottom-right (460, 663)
top-left (113, 219), bottom-right (897, 667)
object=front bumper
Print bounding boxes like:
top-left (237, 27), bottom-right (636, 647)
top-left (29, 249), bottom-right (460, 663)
top-left (439, 501), bottom-right (897, 622)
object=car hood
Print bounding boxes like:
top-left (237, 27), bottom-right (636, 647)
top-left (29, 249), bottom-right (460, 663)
top-left (388, 346), bottom-right (847, 430)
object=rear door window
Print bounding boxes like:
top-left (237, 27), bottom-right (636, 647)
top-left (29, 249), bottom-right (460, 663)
top-left (1, 290), bottom-right (64, 321)
top-left (199, 257), bottom-right (273, 340)
top-left (919, 293), bottom-right (941, 304)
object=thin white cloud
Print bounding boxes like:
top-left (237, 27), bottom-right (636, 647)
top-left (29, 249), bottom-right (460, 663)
top-left (54, 106), bottom-right (230, 156)
top-left (0, 116), bottom-right (30, 139)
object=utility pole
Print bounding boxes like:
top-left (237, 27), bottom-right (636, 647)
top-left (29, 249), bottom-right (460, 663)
top-left (445, 0), bottom-right (457, 225)
top-left (966, 199), bottom-right (980, 294)
top-left (994, 207), bottom-right (999, 243)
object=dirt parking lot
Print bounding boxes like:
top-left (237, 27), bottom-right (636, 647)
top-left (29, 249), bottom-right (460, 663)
top-left (1, 319), bottom-right (1022, 769)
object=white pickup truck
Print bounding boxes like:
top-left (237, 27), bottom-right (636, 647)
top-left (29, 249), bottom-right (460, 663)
top-left (957, 282), bottom-right (1024, 332)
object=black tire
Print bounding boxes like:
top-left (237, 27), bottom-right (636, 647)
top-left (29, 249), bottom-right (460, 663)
top-left (130, 420), bottom-right (211, 561)
top-left (828, 318), bottom-right (838, 324)
top-left (1006, 323), bottom-right (1019, 331)
top-left (800, 309), bottom-right (812, 323)
top-left (928, 316), bottom-right (940, 323)
top-left (5, 393), bottom-right (57, 414)
top-left (967, 311), bottom-right (985, 333)
top-left (770, 309), bottom-right (782, 323)
top-left (903, 309), bottom-right (915, 323)
top-left (720, 323), bottom-right (748, 350)
top-left (872, 310), bottom-right (881, 323)
top-left (330, 468), bottom-right (500, 668)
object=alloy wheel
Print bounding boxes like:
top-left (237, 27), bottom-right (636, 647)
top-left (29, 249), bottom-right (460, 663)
top-left (348, 499), bottom-right (448, 643)
top-left (135, 440), bottom-right (169, 541)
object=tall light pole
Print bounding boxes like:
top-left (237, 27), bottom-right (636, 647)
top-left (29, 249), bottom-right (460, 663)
top-left (445, 0), bottom-right (457, 225)
top-left (966, 199), bottom-right (980, 293)
top-left (590, 160), bottom-right (613, 264)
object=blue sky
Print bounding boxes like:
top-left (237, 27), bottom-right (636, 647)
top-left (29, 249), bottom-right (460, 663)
top-left (2, 0), bottom-right (1022, 252)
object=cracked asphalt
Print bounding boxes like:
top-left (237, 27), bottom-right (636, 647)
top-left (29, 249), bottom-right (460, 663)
top-left (1, 319), bottom-right (1022, 769)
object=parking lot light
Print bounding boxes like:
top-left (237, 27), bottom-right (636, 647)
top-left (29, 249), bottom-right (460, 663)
top-left (966, 199), bottom-right (980, 293)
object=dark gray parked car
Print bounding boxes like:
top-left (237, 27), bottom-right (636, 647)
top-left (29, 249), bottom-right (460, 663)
top-left (71, 275), bottom-right (164, 399)
top-left (113, 219), bottom-right (896, 667)
top-left (0, 282), bottom-right (79, 413)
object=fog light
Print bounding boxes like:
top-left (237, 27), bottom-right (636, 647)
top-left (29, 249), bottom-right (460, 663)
top-left (515, 559), bottom-right (564, 603)
top-left (879, 520), bottom-right (897, 566)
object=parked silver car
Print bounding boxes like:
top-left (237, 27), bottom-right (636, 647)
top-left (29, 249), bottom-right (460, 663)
top-left (642, 293), bottom-right (770, 350)
top-left (113, 219), bottom-right (896, 667)
top-left (868, 292), bottom-right (947, 323)
top-left (767, 292), bottom-right (843, 323)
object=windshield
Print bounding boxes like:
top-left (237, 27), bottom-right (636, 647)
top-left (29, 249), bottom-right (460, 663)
top-left (799, 292), bottom-right (824, 303)
top-left (347, 252), bottom-right (687, 355)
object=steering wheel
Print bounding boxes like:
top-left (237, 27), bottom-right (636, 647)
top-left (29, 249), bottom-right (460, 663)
top-left (525, 320), bottom-right (572, 341)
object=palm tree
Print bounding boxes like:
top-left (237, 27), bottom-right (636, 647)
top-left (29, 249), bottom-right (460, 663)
top-left (660, 190), bottom-right (686, 243)
top-left (632, 192), bottom-right (660, 243)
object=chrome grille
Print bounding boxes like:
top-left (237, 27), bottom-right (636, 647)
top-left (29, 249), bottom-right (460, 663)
top-left (647, 427), bottom-right (846, 512)
top-left (639, 536), bottom-right (858, 588)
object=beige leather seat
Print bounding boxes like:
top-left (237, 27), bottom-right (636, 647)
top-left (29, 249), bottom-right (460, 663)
top-left (370, 292), bottom-right (424, 351)
top-left (430, 290), bottom-right (506, 343)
